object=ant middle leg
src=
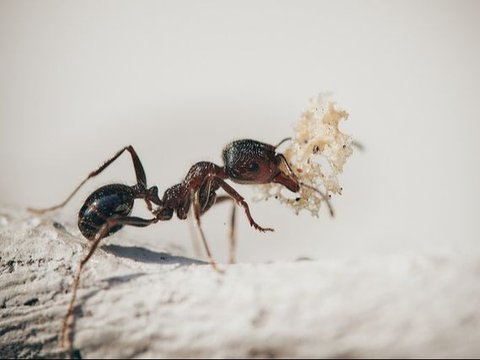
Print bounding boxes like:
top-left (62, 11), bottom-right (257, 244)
top-left (29, 145), bottom-right (149, 214)
top-left (214, 195), bottom-right (237, 264)
top-left (190, 191), bottom-right (224, 274)
top-left (189, 194), bottom-right (237, 264)
top-left (61, 215), bottom-right (157, 351)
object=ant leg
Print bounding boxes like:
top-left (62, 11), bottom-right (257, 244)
top-left (187, 214), bottom-right (202, 259)
top-left (61, 215), bottom-right (157, 352)
top-left (211, 176), bottom-right (274, 233)
top-left (215, 196), bottom-right (237, 264)
top-left (29, 145), bottom-right (148, 214)
top-left (190, 191), bottom-right (224, 274)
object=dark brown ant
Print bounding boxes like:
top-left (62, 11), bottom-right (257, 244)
top-left (28, 138), bottom-right (334, 352)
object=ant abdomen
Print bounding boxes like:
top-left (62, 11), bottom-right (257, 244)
top-left (78, 184), bottom-right (135, 240)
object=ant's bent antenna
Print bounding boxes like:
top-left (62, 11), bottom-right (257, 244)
top-left (275, 137), bottom-right (292, 149)
top-left (299, 181), bottom-right (335, 217)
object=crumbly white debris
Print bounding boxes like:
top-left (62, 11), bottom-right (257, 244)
top-left (255, 93), bottom-right (353, 216)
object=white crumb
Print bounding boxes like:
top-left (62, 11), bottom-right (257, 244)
top-left (255, 93), bottom-right (353, 216)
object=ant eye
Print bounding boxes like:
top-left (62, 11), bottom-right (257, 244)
top-left (248, 162), bottom-right (259, 172)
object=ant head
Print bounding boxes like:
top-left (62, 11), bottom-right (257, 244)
top-left (222, 139), bottom-right (300, 192)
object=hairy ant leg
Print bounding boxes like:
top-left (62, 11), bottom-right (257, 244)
top-left (187, 214), bottom-right (203, 258)
top-left (207, 175), bottom-right (274, 233)
top-left (29, 145), bottom-right (158, 214)
top-left (188, 171), bottom-right (271, 266)
top-left (214, 195), bottom-right (237, 264)
top-left (190, 190), bottom-right (224, 273)
top-left (187, 195), bottom-right (237, 264)
top-left (61, 215), bottom-right (157, 351)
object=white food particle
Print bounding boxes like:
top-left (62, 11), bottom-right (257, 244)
top-left (255, 93), bottom-right (353, 216)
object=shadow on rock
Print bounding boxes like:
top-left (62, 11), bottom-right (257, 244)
top-left (102, 272), bottom-right (147, 286)
top-left (101, 244), bottom-right (206, 266)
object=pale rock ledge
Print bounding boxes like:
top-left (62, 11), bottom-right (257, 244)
top-left (1, 205), bottom-right (479, 358)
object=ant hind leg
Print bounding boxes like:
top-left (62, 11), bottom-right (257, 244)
top-left (29, 145), bottom-right (148, 214)
top-left (60, 215), bottom-right (157, 353)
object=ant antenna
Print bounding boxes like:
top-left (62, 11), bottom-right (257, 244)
top-left (275, 137), bottom-right (292, 149)
top-left (299, 181), bottom-right (335, 218)
top-left (276, 153), bottom-right (335, 217)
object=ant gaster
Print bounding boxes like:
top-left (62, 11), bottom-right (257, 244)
top-left (29, 138), bottom-right (333, 351)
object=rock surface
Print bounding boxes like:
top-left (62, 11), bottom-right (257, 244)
top-left (1, 205), bottom-right (480, 358)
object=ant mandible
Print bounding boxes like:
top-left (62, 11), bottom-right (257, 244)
top-left (29, 138), bottom-right (334, 351)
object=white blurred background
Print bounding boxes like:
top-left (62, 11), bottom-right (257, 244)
top-left (1, 0), bottom-right (479, 263)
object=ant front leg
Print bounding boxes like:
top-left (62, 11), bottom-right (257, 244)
top-left (61, 215), bottom-right (157, 353)
top-left (29, 145), bottom-right (151, 214)
top-left (210, 176), bottom-right (274, 233)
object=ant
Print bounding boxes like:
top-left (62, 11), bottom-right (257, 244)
top-left (29, 138), bottom-right (334, 352)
